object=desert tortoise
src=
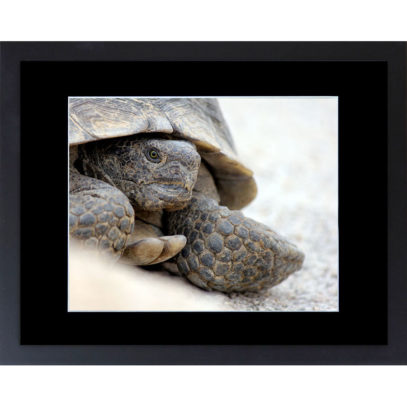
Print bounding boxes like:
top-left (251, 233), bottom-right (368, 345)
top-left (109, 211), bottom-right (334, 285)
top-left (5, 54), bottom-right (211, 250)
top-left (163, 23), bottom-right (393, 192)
top-left (69, 97), bottom-right (304, 292)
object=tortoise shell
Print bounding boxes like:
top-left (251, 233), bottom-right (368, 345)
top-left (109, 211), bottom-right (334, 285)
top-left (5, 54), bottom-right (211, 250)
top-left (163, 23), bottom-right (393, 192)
top-left (68, 97), bottom-right (257, 210)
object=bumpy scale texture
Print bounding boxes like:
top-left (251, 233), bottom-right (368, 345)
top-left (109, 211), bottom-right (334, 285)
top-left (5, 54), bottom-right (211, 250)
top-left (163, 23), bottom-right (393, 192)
top-left (166, 195), bottom-right (304, 293)
top-left (69, 170), bottom-right (135, 259)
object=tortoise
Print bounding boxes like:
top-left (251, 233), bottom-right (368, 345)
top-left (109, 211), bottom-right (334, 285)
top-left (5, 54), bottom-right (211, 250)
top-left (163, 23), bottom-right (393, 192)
top-left (69, 97), bottom-right (305, 292)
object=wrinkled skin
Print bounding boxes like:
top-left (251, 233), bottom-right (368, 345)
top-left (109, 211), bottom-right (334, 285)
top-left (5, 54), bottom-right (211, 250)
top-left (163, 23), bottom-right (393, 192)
top-left (78, 135), bottom-right (201, 211)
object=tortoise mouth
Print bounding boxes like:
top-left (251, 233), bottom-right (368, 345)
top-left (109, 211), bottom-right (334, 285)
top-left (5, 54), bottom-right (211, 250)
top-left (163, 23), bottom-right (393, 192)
top-left (121, 179), bottom-right (193, 211)
top-left (123, 179), bottom-right (191, 193)
top-left (147, 182), bottom-right (193, 210)
top-left (150, 183), bottom-right (192, 201)
top-left (150, 183), bottom-right (189, 195)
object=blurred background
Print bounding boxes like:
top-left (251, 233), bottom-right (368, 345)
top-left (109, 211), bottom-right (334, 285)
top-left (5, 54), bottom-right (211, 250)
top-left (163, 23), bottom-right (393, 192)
top-left (219, 97), bottom-right (338, 311)
top-left (69, 97), bottom-right (338, 312)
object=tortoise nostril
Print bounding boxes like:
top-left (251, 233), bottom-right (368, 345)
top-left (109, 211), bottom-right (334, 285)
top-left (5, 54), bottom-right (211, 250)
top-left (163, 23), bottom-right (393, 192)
top-left (186, 152), bottom-right (201, 169)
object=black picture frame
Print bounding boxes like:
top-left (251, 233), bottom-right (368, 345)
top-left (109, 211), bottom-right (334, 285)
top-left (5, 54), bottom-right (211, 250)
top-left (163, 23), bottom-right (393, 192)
top-left (0, 42), bottom-right (406, 364)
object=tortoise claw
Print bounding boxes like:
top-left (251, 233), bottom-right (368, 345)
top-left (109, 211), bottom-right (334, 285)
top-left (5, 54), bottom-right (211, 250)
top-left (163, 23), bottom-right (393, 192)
top-left (122, 235), bottom-right (186, 266)
top-left (150, 235), bottom-right (187, 264)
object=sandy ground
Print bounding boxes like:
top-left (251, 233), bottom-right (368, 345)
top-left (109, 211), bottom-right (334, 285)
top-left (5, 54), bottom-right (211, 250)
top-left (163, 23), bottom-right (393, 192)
top-left (69, 97), bottom-right (338, 312)
top-left (219, 97), bottom-right (338, 311)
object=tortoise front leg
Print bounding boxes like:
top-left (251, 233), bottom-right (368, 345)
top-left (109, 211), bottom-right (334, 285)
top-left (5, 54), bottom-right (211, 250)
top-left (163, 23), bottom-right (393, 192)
top-left (70, 170), bottom-right (187, 264)
top-left (166, 194), bottom-right (305, 292)
top-left (69, 170), bottom-right (135, 258)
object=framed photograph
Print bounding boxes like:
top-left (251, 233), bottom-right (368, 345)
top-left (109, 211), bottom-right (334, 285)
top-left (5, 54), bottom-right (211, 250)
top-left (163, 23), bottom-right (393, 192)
top-left (0, 42), bottom-right (405, 364)
top-left (67, 95), bottom-right (336, 313)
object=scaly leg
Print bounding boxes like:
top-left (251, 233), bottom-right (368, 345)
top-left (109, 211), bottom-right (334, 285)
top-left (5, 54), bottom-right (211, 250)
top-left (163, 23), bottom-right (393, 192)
top-left (166, 193), bottom-right (305, 292)
top-left (70, 170), bottom-right (187, 264)
top-left (69, 170), bottom-right (135, 258)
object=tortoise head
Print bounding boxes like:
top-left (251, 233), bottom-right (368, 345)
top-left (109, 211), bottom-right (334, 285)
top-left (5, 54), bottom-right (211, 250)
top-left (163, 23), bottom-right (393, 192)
top-left (78, 135), bottom-right (201, 211)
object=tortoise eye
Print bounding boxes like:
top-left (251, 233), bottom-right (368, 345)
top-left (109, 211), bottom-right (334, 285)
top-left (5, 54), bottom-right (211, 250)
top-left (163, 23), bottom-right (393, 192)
top-left (147, 148), bottom-right (161, 162)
